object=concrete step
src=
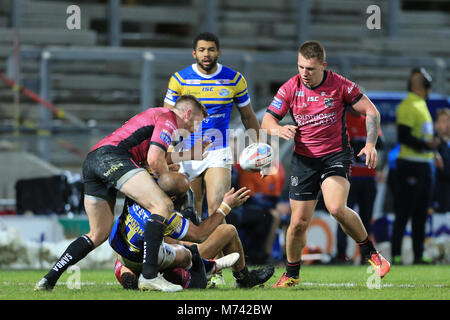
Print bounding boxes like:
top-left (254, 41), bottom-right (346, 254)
top-left (0, 27), bottom-right (97, 46)
top-left (362, 37), bottom-right (450, 56)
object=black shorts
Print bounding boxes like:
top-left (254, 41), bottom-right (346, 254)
top-left (289, 150), bottom-right (353, 201)
top-left (82, 145), bottom-right (144, 201)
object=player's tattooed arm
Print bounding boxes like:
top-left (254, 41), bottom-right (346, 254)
top-left (352, 95), bottom-right (380, 146)
top-left (365, 112), bottom-right (380, 145)
top-left (352, 95), bottom-right (381, 169)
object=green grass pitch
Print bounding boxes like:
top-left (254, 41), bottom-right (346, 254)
top-left (1, 265), bottom-right (448, 300)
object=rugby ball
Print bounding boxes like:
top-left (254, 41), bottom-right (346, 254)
top-left (239, 143), bottom-right (274, 172)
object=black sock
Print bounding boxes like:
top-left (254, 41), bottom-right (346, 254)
top-left (187, 245), bottom-right (207, 289)
top-left (45, 235), bottom-right (94, 286)
top-left (141, 214), bottom-right (167, 279)
top-left (232, 265), bottom-right (249, 281)
top-left (202, 258), bottom-right (215, 274)
top-left (286, 260), bottom-right (301, 278)
top-left (357, 237), bottom-right (376, 260)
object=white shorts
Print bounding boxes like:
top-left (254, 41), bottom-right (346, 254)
top-left (117, 241), bottom-right (177, 274)
top-left (179, 146), bottom-right (233, 181)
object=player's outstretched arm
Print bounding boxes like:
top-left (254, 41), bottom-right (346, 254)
top-left (182, 187), bottom-right (251, 243)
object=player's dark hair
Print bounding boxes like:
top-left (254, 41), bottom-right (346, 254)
top-left (193, 32), bottom-right (220, 50)
top-left (298, 40), bottom-right (326, 63)
top-left (175, 94), bottom-right (208, 118)
top-left (407, 67), bottom-right (432, 92)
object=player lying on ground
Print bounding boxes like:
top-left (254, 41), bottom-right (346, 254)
top-left (109, 172), bottom-right (274, 290)
top-left (114, 229), bottom-right (240, 290)
top-left (35, 95), bottom-right (208, 293)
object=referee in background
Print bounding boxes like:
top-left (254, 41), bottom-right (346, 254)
top-left (392, 67), bottom-right (442, 265)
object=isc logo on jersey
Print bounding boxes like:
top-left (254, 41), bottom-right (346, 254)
top-left (307, 96), bottom-right (319, 102)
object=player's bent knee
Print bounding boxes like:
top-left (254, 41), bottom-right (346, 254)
top-left (221, 224), bottom-right (238, 236)
top-left (140, 197), bottom-right (174, 218)
top-left (289, 219), bottom-right (309, 234)
top-left (327, 205), bottom-right (346, 221)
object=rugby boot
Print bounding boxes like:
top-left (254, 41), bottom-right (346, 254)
top-left (272, 272), bottom-right (300, 288)
top-left (215, 252), bottom-right (240, 272)
top-left (34, 277), bottom-right (54, 291)
top-left (208, 272), bottom-right (227, 288)
top-left (206, 252), bottom-right (240, 280)
top-left (207, 253), bottom-right (240, 286)
top-left (368, 251), bottom-right (391, 278)
top-left (138, 273), bottom-right (183, 292)
top-left (236, 264), bottom-right (275, 288)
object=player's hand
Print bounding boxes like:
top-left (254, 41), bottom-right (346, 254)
top-left (222, 187), bottom-right (251, 209)
top-left (279, 125), bottom-right (297, 141)
top-left (168, 163), bottom-right (180, 172)
top-left (357, 143), bottom-right (378, 169)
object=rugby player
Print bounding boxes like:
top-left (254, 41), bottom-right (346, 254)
top-left (35, 95), bottom-right (207, 292)
top-left (261, 40), bottom-right (390, 287)
top-left (110, 171), bottom-right (275, 289)
top-left (163, 32), bottom-right (260, 220)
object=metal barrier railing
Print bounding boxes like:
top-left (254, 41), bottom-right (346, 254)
top-left (6, 45), bottom-right (449, 161)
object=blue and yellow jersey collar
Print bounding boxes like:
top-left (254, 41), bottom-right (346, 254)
top-left (192, 63), bottom-right (223, 79)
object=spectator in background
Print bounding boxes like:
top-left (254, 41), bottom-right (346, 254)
top-left (432, 108), bottom-right (450, 213)
top-left (333, 108), bottom-right (384, 264)
top-left (391, 67), bottom-right (441, 265)
top-left (228, 160), bottom-right (285, 264)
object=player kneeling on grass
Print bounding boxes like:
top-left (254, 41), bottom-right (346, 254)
top-left (109, 172), bottom-right (274, 290)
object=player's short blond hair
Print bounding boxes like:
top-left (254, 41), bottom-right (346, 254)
top-left (175, 94), bottom-right (208, 118)
top-left (298, 40), bottom-right (326, 63)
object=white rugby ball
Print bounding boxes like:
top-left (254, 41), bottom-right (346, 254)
top-left (239, 143), bottom-right (274, 172)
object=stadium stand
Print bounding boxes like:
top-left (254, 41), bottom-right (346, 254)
top-left (0, 0), bottom-right (449, 171)
top-left (0, 1), bottom-right (448, 268)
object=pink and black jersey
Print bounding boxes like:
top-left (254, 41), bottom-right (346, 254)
top-left (266, 70), bottom-right (363, 158)
top-left (92, 107), bottom-right (178, 163)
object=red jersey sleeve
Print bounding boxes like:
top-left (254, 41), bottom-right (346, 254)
top-left (266, 80), bottom-right (293, 121)
top-left (341, 76), bottom-right (363, 106)
top-left (149, 113), bottom-right (177, 152)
